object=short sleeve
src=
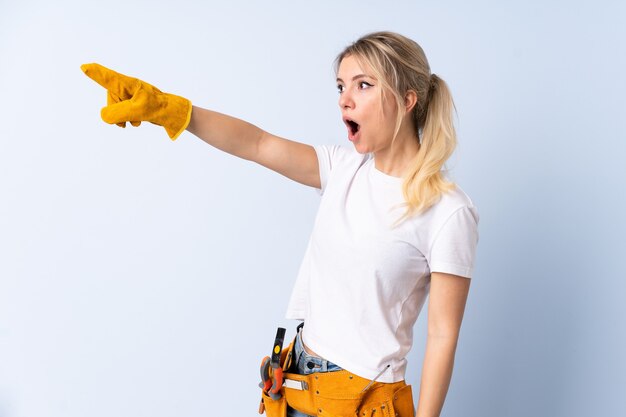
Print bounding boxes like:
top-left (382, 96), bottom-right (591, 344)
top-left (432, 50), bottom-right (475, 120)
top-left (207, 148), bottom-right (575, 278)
top-left (428, 205), bottom-right (480, 278)
top-left (313, 144), bottom-right (346, 196)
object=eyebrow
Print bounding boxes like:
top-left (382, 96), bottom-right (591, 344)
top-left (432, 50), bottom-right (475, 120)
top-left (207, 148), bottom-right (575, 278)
top-left (336, 74), bottom-right (373, 83)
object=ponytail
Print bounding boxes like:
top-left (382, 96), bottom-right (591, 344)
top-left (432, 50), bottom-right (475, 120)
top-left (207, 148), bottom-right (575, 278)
top-left (392, 74), bottom-right (457, 227)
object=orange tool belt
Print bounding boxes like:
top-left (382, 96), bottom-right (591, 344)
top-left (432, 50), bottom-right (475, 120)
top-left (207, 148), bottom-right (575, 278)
top-left (259, 333), bottom-right (415, 417)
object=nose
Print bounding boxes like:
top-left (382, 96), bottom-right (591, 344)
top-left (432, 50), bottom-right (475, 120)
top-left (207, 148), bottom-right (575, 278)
top-left (338, 89), bottom-right (354, 110)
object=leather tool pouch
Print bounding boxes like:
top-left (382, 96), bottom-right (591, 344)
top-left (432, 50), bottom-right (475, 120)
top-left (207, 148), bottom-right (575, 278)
top-left (259, 334), bottom-right (415, 417)
top-left (259, 336), bottom-right (294, 417)
top-left (261, 389), bottom-right (288, 417)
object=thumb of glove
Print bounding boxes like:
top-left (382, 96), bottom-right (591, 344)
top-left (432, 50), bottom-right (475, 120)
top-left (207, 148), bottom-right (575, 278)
top-left (107, 90), bottom-right (141, 128)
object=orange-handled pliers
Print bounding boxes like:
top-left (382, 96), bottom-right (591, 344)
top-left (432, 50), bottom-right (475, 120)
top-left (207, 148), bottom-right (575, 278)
top-left (259, 327), bottom-right (286, 400)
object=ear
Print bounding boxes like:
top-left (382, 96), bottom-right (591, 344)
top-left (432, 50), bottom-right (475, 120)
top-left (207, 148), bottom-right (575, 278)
top-left (404, 90), bottom-right (418, 113)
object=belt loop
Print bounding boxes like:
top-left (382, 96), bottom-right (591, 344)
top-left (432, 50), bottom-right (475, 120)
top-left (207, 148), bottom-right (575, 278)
top-left (293, 322), bottom-right (304, 368)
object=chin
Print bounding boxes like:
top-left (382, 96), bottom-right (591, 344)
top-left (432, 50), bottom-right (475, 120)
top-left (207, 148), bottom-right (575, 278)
top-left (351, 142), bottom-right (370, 154)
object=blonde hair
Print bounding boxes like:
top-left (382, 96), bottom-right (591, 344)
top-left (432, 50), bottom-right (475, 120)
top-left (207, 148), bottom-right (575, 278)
top-left (334, 31), bottom-right (458, 227)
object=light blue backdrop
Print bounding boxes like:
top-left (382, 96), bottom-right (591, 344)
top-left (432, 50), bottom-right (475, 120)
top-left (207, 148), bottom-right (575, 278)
top-left (0, 1), bottom-right (624, 416)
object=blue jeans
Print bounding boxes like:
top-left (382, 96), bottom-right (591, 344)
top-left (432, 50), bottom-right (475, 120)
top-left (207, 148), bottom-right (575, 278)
top-left (286, 329), bottom-right (343, 417)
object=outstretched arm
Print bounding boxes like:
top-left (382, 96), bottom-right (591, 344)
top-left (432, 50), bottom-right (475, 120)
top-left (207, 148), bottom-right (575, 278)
top-left (186, 105), bottom-right (320, 189)
top-left (416, 272), bottom-right (471, 417)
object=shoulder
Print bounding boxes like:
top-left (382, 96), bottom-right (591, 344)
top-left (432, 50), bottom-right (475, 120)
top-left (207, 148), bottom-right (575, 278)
top-left (437, 184), bottom-right (478, 214)
top-left (313, 144), bottom-right (371, 171)
top-left (423, 184), bottom-right (479, 233)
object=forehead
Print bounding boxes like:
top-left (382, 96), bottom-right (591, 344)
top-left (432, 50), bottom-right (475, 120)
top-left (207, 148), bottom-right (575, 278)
top-left (337, 55), bottom-right (376, 80)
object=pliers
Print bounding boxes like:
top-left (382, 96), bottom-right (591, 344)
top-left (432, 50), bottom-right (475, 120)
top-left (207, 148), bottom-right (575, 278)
top-left (259, 327), bottom-right (286, 400)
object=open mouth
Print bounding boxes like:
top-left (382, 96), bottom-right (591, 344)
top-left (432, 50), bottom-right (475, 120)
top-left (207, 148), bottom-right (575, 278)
top-left (344, 118), bottom-right (360, 136)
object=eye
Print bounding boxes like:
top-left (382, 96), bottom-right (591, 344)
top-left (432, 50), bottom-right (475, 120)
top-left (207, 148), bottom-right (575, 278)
top-left (359, 81), bottom-right (373, 89)
top-left (337, 84), bottom-right (344, 94)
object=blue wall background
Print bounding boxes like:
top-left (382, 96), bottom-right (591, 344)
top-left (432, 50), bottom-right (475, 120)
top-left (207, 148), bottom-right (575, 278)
top-left (0, 1), bottom-right (624, 416)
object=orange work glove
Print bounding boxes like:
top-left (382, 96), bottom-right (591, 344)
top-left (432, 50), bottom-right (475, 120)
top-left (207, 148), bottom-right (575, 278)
top-left (81, 63), bottom-right (192, 140)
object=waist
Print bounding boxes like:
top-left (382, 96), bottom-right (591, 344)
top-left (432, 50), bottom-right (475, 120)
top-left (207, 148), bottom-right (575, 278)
top-left (298, 324), bottom-right (409, 382)
top-left (296, 328), bottom-right (334, 364)
top-left (302, 339), bottom-right (322, 358)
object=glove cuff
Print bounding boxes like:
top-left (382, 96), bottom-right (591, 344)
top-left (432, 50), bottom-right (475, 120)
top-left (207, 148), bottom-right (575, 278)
top-left (162, 93), bottom-right (192, 141)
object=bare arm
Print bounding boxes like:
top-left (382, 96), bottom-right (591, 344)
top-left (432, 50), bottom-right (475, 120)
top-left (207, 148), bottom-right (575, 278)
top-left (186, 105), bottom-right (320, 188)
top-left (416, 272), bottom-right (471, 417)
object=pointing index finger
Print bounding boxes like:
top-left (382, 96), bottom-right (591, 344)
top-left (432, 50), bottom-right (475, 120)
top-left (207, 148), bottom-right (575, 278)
top-left (80, 63), bottom-right (139, 100)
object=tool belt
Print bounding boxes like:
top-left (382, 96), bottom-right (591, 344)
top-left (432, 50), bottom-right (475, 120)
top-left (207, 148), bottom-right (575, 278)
top-left (259, 330), bottom-right (415, 417)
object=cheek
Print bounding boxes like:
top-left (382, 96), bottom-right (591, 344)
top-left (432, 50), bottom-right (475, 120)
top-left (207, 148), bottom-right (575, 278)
top-left (382, 97), bottom-right (398, 119)
top-left (364, 99), bottom-right (385, 123)
top-left (381, 90), bottom-right (400, 117)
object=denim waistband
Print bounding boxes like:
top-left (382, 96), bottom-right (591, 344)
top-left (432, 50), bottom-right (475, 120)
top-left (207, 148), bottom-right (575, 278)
top-left (293, 327), bottom-right (342, 373)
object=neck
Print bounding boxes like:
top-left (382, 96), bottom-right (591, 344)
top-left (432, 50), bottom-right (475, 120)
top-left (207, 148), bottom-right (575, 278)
top-left (373, 124), bottom-right (420, 178)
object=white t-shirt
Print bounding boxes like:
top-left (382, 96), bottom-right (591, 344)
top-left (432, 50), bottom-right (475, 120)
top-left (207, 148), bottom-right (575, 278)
top-left (285, 144), bottom-right (480, 383)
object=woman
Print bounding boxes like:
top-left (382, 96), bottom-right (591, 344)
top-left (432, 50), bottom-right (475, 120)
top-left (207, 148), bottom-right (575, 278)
top-left (82, 31), bottom-right (479, 417)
